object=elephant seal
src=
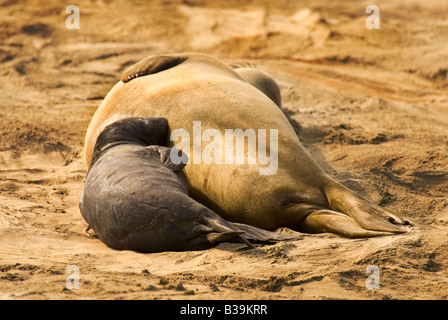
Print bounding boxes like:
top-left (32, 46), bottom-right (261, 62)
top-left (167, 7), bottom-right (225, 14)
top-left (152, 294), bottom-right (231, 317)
top-left (79, 117), bottom-right (297, 253)
top-left (84, 52), bottom-right (415, 238)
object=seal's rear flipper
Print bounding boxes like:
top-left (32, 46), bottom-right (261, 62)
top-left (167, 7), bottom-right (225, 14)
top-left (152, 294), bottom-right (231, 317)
top-left (121, 54), bottom-right (188, 83)
top-left (206, 231), bottom-right (248, 246)
top-left (204, 211), bottom-right (300, 248)
top-left (232, 222), bottom-right (302, 244)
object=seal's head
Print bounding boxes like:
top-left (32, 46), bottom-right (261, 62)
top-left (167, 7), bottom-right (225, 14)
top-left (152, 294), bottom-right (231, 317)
top-left (90, 117), bottom-right (168, 165)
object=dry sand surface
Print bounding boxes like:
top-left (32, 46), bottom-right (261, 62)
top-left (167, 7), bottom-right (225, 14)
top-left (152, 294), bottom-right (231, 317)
top-left (1, 0), bottom-right (448, 300)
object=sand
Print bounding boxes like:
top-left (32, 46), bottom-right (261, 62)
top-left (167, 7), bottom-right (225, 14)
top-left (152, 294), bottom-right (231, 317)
top-left (0, 0), bottom-right (447, 300)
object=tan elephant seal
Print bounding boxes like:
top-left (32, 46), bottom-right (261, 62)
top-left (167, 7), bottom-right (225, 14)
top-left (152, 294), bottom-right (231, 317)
top-left (84, 52), bottom-right (415, 238)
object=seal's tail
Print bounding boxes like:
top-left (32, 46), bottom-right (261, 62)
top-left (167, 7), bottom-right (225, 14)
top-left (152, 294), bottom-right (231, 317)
top-left (232, 222), bottom-right (302, 244)
top-left (204, 213), bottom-right (301, 249)
top-left (206, 230), bottom-right (253, 248)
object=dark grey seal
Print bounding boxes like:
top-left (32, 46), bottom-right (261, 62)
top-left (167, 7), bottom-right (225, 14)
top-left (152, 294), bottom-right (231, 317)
top-left (79, 117), bottom-right (297, 253)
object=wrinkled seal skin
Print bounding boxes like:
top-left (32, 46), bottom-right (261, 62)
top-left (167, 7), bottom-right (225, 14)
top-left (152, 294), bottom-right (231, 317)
top-left (80, 117), bottom-right (297, 253)
top-left (84, 53), bottom-right (417, 238)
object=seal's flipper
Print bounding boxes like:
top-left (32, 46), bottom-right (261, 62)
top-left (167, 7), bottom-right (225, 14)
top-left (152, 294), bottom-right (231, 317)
top-left (231, 223), bottom-right (302, 244)
top-left (234, 68), bottom-right (282, 108)
top-left (203, 209), bottom-right (300, 248)
top-left (121, 54), bottom-right (188, 83)
top-left (160, 147), bottom-right (188, 172)
top-left (206, 231), bottom-right (246, 245)
top-left (145, 146), bottom-right (188, 172)
top-left (299, 209), bottom-right (396, 238)
top-left (323, 182), bottom-right (416, 235)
